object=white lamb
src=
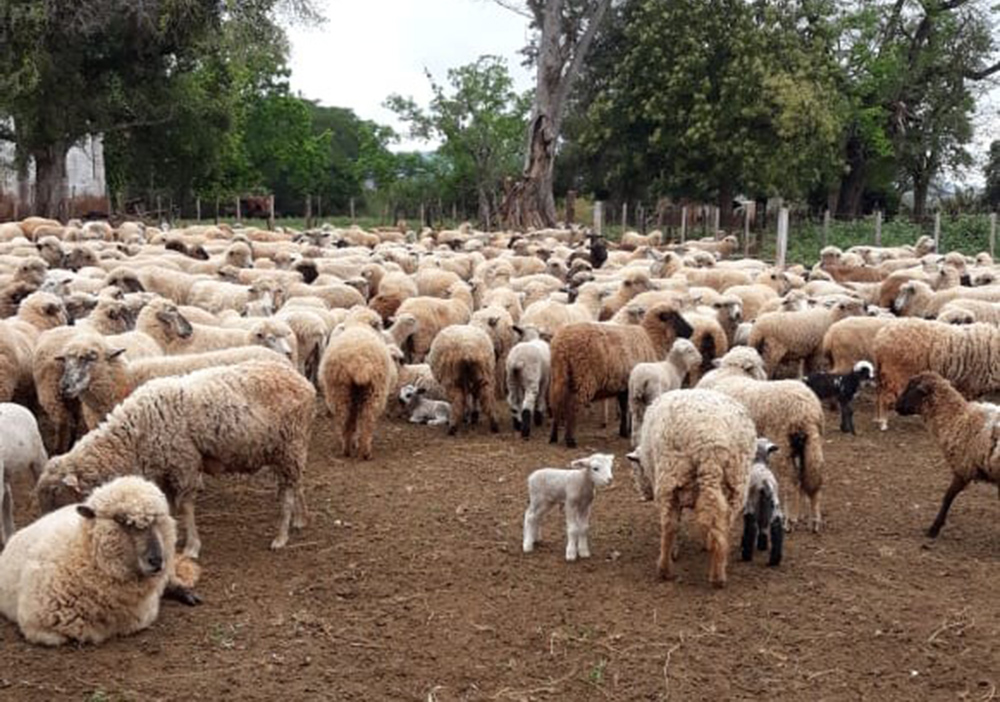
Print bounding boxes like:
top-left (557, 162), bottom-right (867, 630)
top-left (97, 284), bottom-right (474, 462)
top-left (398, 384), bottom-right (451, 426)
top-left (627, 338), bottom-right (703, 447)
top-left (522, 453), bottom-right (614, 562)
top-left (505, 328), bottom-right (551, 439)
top-left (0, 403), bottom-right (48, 546)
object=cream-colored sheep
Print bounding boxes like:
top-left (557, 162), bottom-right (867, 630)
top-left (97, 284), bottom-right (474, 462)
top-left (0, 476), bottom-right (192, 646)
top-left (427, 324), bottom-right (499, 435)
top-left (36, 361), bottom-right (315, 557)
top-left (628, 338), bottom-right (703, 447)
top-left (394, 282), bottom-right (474, 362)
top-left (894, 279), bottom-right (1000, 318)
top-left (821, 315), bottom-right (896, 373)
top-left (749, 298), bottom-right (866, 376)
top-left (626, 389), bottom-right (756, 587)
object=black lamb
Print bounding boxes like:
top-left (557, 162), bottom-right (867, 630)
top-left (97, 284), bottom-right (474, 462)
top-left (804, 361), bottom-right (874, 434)
top-left (741, 439), bottom-right (784, 567)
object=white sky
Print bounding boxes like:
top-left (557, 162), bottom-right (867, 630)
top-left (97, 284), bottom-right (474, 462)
top-left (287, 0), bottom-right (999, 186)
top-left (287, 0), bottom-right (535, 151)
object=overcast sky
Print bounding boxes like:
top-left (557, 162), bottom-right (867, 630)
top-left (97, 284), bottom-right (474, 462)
top-left (287, 0), bottom-right (534, 151)
top-left (287, 0), bottom-right (998, 185)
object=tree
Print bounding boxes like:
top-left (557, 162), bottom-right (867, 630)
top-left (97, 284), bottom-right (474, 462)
top-left (986, 140), bottom-right (1000, 209)
top-left (0, 0), bottom-right (320, 217)
top-left (496, 0), bottom-right (612, 229)
top-left (386, 56), bottom-right (530, 228)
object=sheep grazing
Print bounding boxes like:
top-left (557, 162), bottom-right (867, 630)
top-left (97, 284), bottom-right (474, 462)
top-left (0, 476), bottom-right (197, 646)
top-left (398, 384), bottom-right (451, 426)
top-left (628, 338), bottom-right (703, 447)
top-left (522, 453), bottom-right (614, 562)
top-left (35, 360), bottom-right (315, 557)
top-left (741, 439), bottom-right (784, 567)
top-left (894, 372), bottom-right (999, 537)
top-left (627, 389), bottom-right (756, 587)
top-left (428, 324), bottom-right (500, 435)
top-left (505, 328), bottom-right (551, 439)
top-left (804, 361), bottom-right (875, 434)
top-left (548, 304), bottom-right (694, 448)
top-left (0, 403), bottom-right (48, 545)
top-left (319, 316), bottom-right (398, 460)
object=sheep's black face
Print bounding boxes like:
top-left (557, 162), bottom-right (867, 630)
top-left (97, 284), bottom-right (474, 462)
top-left (660, 311), bottom-right (693, 339)
top-left (895, 377), bottom-right (933, 415)
top-left (158, 307), bottom-right (193, 339)
top-left (59, 350), bottom-right (99, 399)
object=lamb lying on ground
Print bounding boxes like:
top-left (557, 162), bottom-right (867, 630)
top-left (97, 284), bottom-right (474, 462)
top-left (0, 403), bottom-right (48, 546)
top-left (895, 372), bottom-right (999, 538)
top-left (398, 384), bottom-right (451, 426)
top-left (804, 361), bottom-right (874, 434)
top-left (522, 453), bottom-right (614, 562)
top-left (0, 476), bottom-right (199, 646)
top-left (741, 439), bottom-right (784, 567)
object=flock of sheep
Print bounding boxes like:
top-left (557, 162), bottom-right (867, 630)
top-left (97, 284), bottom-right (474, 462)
top-left (0, 216), bottom-right (997, 645)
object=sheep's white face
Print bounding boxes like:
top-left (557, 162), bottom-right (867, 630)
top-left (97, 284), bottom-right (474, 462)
top-left (895, 283), bottom-right (917, 313)
top-left (573, 453), bottom-right (614, 487)
top-left (754, 438), bottom-right (778, 466)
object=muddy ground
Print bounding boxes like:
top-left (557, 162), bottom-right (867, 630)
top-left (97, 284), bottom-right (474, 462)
top-left (2, 397), bottom-right (998, 701)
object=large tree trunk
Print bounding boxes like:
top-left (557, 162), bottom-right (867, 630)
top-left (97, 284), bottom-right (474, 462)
top-left (32, 141), bottom-right (69, 219)
top-left (912, 173), bottom-right (931, 220)
top-left (836, 134), bottom-right (866, 218)
top-left (717, 182), bottom-right (734, 229)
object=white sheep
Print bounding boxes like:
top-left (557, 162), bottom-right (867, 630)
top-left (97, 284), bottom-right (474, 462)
top-left (505, 328), bottom-right (551, 439)
top-left (398, 384), bottom-right (451, 425)
top-left (741, 438), bottom-right (784, 567)
top-left (522, 453), bottom-right (614, 562)
top-left (0, 404), bottom-right (48, 546)
top-left (627, 338), bottom-right (703, 447)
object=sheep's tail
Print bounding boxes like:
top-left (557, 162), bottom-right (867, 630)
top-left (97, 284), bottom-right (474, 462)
top-left (458, 359), bottom-right (483, 395)
top-left (789, 431), bottom-right (807, 486)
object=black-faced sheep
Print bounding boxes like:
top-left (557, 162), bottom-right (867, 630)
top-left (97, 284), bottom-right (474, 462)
top-left (522, 453), bottom-right (614, 561)
top-left (804, 361), bottom-right (875, 434)
top-left (895, 372), bottom-right (999, 537)
top-left (0, 476), bottom-right (194, 645)
top-left (35, 360), bottom-right (315, 557)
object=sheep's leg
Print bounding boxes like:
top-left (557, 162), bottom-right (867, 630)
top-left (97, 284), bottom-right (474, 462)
top-left (563, 394), bottom-right (578, 449)
top-left (768, 519), bottom-right (785, 567)
top-left (657, 501), bottom-right (681, 580)
top-left (356, 396), bottom-right (380, 460)
top-left (292, 481), bottom-right (308, 530)
top-left (179, 497), bottom-right (202, 559)
top-left (874, 384), bottom-right (893, 431)
top-left (565, 505), bottom-right (582, 562)
top-left (840, 400), bottom-right (854, 434)
top-left (576, 505), bottom-right (592, 559)
top-left (479, 385), bottom-right (500, 433)
top-left (523, 500), bottom-right (553, 551)
top-left (600, 399), bottom-right (609, 429)
top-left (740, 513), bottom-right (757, 562)
top-left (617, 391), bottom-right (629, 439)
top-left (520, 408), bottom-right (532, 440)
top-left (447, 387), bottom-right (466, 436)
top-left (271, 483), bottom-right (295, 550)
top-left (809, 491), bottom-right (823, 533)
top-left (927, 475), bottom-right (968, 538)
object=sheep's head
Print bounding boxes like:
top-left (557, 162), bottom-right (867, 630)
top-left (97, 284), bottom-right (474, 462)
top-left (914, 235), bottom-right (936, 256)
top-left (620, 270), bottom-right (654, 297)
top-left (153, 300), bottom-right (193, 339)
top-left (831, 298), bottom-right (866, 320)
top-left (938, 308), bottom-right (975, 325)
top-left (57, 336), bottom-right (125, 399)
top-left (854, 361), bottom-right (875, 384)
top-left (717, 347), bottom-right (767, 380)
top-left (251, 320), bottom-right (295, 361)
top-left (35, 462), bottom-right (89, 513)
top-left (77, 476), bottom-right (175, 581)
top-left (105, 268), bottom-right (145, 294)
top-left (753, 438), bottom-right (779, 466)
top-left (642, 304), bottom-right (694, 346)
top-left (895, 372), bottom-right (947, 416)
top-left (669, 338), bottom-right (703, 372)
top-left (225, 242), bottom-right (253, 269)
top-left (64, 246), bottom-right (98, 272)
top-left (571, 453), bottom-right (614, 488)
top-left (893, 281), bottom-right (921, 314)
top-left (757, 270), bottom-right (791, 295)
top-left (22, 291), bottom-right (68, 328)
top-left (398, 383), bottom-right (423, 409)
top-left (36, 237), bottom-right (66, 267)
top-left (713, 297), bottom-right (743, 324)
top-left (93, 298), bottom-right (134, 333)
top-left (15, 256), bottom-right (48, 286)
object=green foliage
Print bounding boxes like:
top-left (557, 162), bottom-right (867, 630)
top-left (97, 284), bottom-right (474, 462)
top-left (386, 55), bottom-right (530, 225)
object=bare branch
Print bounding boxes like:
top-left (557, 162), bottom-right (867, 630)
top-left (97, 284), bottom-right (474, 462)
top-left (966, 59), bottom-right (1000, 81)
top-left (492, 0), bottom-right (534, 20)
top-left (555, 0), bottom-right (612, 110)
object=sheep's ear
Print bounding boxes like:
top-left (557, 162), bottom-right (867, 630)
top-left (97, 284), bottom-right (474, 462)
top-left (76, 505), bottom-right (96, 520)
top-left (512, 325), bottom-right (524, 338)
top-left (625, 451), bottom-right (640, 464)
top-left (767, 444), bottom-right (779, 455)
top-left (416, 387), bottom-right (426, 395)
top-left (62, 474), bottom-right (79, 489)
top-left (570, 458), bottom-right (589, 469)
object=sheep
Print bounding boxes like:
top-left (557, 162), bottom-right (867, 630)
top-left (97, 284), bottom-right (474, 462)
top-left (522, 453), bottom-right (614, 561)
top-left (895, 372), bottom-right (999, 537)
top-left (627, 338), bottom-right (703, 446)
top-left (548, 304), bottom-right (694, 448)
top-left (519, 284), bottom-right (606, 337)
top-left (685, 235), bottom-right (740, 259)
top-left (35, 360), bottom-right (315, 557)
top-left (937, 299), bottom-right (1000, 326)
top-left (394, 282), bottom-right (474, 362)
top-left (0, 291), bottom-right (69, 403)
top-left (803, 361), bottom-right (874, 434)
top-left (427, 324), bottom-right (499, 435)
top-left (749, 298), bottom-right (866, 377)
top-left (626, 389), bottom-right (756, 586)
top-left (820, 315), bottom-right (895, 373)
top-left (505, 328), bottom-right (551, 439)
top-left (872, 319), bottom-right (1000, 431)
top-left (598, 269), bottom-right (656, 320)
top-left (398, 384), bottom-right (451, 426)
top-left (0, 475), bottom-right (202, 645)
top-left (698, 347), bottom-right (826, 531)
top-left (318, 317), bottom-right (398, 460)
top-left (740, 439), bottom-right (784, 567)
top-left (894, 279), bottom-right (1000, 318)
top-left (0, 403), bottom-right (48, 544)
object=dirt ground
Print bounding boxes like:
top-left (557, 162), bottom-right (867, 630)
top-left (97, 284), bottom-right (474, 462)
top-left (2, 396), bottom-right (998, 702)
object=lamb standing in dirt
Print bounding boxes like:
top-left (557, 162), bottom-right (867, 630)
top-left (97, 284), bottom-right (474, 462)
top-left (628, 338), bottom-right (703, 447)
top-left (522, 453), bottom-right (614, 562)
top-left (505, 328), bottom-right (551, 439)
top-left (894, 372), bottom-right (999, 537)
top-left (741, 439), bottom-right (784, 567)
top-left (804, 361), bottom-right (874, 434)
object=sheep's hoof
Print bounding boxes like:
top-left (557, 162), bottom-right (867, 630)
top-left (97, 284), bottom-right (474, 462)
top-left (447, 425), bottom-right (458, 436)
top-left (512, 418), bottom-right (522, 432)
top-left (565, 552), bottom-right (578, 562)
top-left (565, 437), bottom-right (577, 449)
top-left (489, 420), bottom-right (499, 433)
top-left (710, 578), bottom-right (726, 589)
top-left (163, 585), bottom-right (202, 607)
top-left (878, 420), bottom-right (888, 431)
top-left (533, 410), bottom-right (544, 427)
top-left (270, 536), bottom-right (288, 550)
top-left (926, 525), bottom-right (941, 539)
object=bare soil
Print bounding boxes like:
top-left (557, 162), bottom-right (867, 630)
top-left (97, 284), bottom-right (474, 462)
top-left (2, 397), bottom-right (998, 701)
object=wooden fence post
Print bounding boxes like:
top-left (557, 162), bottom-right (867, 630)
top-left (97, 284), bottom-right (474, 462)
top-left (990, 212), bottom-right (997, 259)
top-left (235, 196), bottom-right (241, 222)
top-left (776, 208), bottom-right (789, 268)
top-left (305, 195), bottom-right (312, 228)
top-left (214, 196), bottom-right (220, 225)
top-left (594, 201), bottom-right (603, 236)
top-left (621, 201), bottom-right (628, 231)
top-left (350, 197), bottom-right (356, 223)
top-left (196, 196), bottom-right (201, 222)
top-left (933, 211), bottom-right (941, 252)
top-left (565, 190), bottom-right (576, 226)
top-left (680, 206), bottom-right (688, 244)
top-left (822, 209), bottom-right (830, 248)
top-left (638, 203), bottom-right (645, 234)
top-left (268, 195), bottom-right (275, 231)
top-left (743, 206), bottom-right (751, 257)
top-left (713, 206), bottom-right (721, 239)
top-left (156, 194), bottom-right (162, 222)
top-left (874, 210), bottom-right (882, 246)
